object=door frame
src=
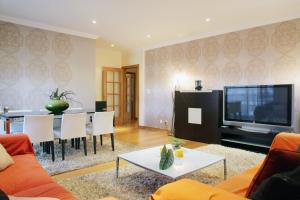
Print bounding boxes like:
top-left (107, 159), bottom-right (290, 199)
top-left (124, 72), bottom-right (136, 122)
top-left (102, 67), bottom-right (124, 125)
top-left (122, 64), bottom-right (139, 123)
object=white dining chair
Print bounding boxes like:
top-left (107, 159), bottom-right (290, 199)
top-left (54, 113), bottom-right (87, 160)
top-left (89, 111), bottom-right (115, 154)
top-left (0, 119), bottom-right (5, 134)
top-left (23, 115), bottom-right (55, 161)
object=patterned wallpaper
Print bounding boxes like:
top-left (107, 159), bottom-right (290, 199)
top-left (145, 18), bottom-right (300, 131)
top-left (0, 21), bottom-right (96, 111)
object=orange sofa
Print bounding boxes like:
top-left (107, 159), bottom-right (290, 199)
top-left (150, 132), bottom-right (300, 200)
top-left (0, 134), bottom-right (76, 200)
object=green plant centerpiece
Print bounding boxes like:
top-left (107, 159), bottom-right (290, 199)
top-left (45, 88), bottom-right (74, 115)
top-left (159, 145), bottom-right (174, 170)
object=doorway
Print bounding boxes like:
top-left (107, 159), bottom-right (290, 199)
top-left (102, 65), bottom-right (139, 125)
top-left (122, 65), bottom-right (139, 124)
top-left (102, 67), bottom-right (122, 125)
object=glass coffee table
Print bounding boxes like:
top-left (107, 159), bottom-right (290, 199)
top-left (116, 145), bottom-right (227, 180)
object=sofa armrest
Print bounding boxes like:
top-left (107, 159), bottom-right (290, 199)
top-left (150, 179), bottom-right (248, 200)
top-left (0, 134), bottom-right (34, 156)
top-left (270, 132), bottom-right (300, 151)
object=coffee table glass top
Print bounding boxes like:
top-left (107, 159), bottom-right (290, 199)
top-left (117, 145), bottom-right (225, 179)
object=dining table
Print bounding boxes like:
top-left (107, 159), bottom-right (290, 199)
top-left (0, 108), bottom-right (96, 134)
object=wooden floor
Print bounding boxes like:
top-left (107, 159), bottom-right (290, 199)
top-left (53, 121), bottom-right (205, 180)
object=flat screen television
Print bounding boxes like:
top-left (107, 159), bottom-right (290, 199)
top-left (224, 84), bottom-right (293, 131)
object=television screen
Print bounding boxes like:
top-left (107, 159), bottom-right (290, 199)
top-left (224, 85), bottom-right (292, 126)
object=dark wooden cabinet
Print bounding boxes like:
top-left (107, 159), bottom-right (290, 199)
top-left (174, 90), bottom-right (223, 144)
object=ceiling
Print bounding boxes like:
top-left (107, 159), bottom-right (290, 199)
top-left (1, 0), bottom-right (300, 50)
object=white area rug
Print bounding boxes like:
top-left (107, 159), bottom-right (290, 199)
top-left (35, 136), bottom-right (140, 175)
top-left (55, 144), bottom-right (265, 200)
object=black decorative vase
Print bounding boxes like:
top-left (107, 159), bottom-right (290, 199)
top-left (195, 80), bottom-right (202, 91)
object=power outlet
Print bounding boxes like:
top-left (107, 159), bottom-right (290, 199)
top-left (164, 120), bottom-right (169, 130)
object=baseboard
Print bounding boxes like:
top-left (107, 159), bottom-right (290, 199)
top-left (138, 125), bottom-right (171, 133)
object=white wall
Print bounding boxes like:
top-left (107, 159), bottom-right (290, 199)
top-left (95, 47), bottom-right (122, 100)
top-left (144, 18), bottom-right (300, 130)
top-left (0, 21), bottom-right (96, 110)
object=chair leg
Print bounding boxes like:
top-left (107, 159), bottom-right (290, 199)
top-left (43, 142), bottom-right (46, 152)
top-left (93, 136), bottom-right (97, 154)
top-left (50, 141), bottom-right (55, 162)
top-left (48, 142), bottom-right (51, 154)
top-left (45, 142), bottom-right (48, 154)
top-left (71, 138), bottom-right (74, 148)
top-left (46, 142), bottom-right (51, 154)
top-left (62, 139), bottom-right (65, 161)
top-left (110, 133), bottom-right (115, 151)
top-left (76, 138), bottom-right (79, 149)
top-left (100, 135), bottom-right (103, 146)
top-left (75, 138), bottom-right (79, 149)
top-left (75, 138), bottom-right (80, 149)
top-left (83, 137), bottom-right (87, 156)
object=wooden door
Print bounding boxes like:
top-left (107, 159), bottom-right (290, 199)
top-left (102, 67), bottom-right (123, 125)
top-left (125, 73), bottom-right (135, 122)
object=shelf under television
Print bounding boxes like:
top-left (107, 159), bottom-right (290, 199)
top-left (219, 126), bottom-right (278, 153)
top-left (221, 138), bottom-right (270, 149)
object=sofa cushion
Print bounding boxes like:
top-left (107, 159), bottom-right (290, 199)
top-left (0, 134), bottom-right (34, 156)
top-left (0, 154), bottom-right (53, 195)
top-left (216, 164), bottom-right (260, 196)
top-left (251, 165), bottom-right (300, 200)
top-left (150, 179), bottom-right (247, 200)
top-left (246, 149), bottom-right (300, 197)
top-left (12, 183), bottom-right (75, 200)
top-left (0, 144), bottom-right (14, 171)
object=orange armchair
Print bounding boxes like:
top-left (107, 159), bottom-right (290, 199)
top-left (269, 132), bottom-right (300, 151)
top-left (150, 179), bottom-right (247, 200)
top-left (150, 132), bottom-right (300, 200)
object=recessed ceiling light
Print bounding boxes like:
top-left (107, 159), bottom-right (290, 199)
top-left (146, 34), bottom-right (151, 38)
top-left (111, 44), bottom-right (115, 47)
top-left (205, 18), bottom-right (211, 22)
top-left (92, 20), bottom-right (97, 24)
